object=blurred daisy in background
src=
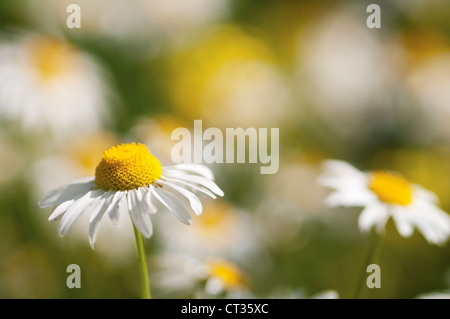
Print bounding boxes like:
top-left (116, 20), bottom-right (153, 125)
top-left (38, 143), bottom-right (223, 248)
top-left (296, 9), bottom-right (394, 136)
top-left (199, 60), bottom-right (291, 128)
top-left (303, 289), bottom-right (339, 299)
top-left (32, 131), bottom-right (120, 197)
top-left (169, 26), bottom-right (292, 128)
top-left (399, 28), bottom-right (450, 141)
top-left (318, 160), bottom-right (450, 245)
top-left (152, 254), bottom-right (250, 298)
top-left (255, 158), bottom-right (327, 247)
top-left (136, 0), bottom-right (231, 44)
top-left (269, 287), bottom-right (339, 299)
top-left (0, 33), bottom-right (111, 138)
top-left (25, 0), bottom-right (147, 42)
top-left (416, 291), bottom-right (450, 299)
top-left (201, 258), bottom-right (249, 298)
top-left (130, 115), bottom-right (191, 164)
top-left (155, 199), bottom-right (263, 263)
top-left (25, 0), bottom-right (231, 57)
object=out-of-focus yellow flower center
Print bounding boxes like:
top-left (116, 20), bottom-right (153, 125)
top-left (199, 209), bottom-right (226, 230)
top-left (170, 26), bottom-right (273, 118)
top-left (67, 132), bottom-right (120, 175)
top-left (206, 259), bottom-right (247, 289)
top-left (95, 143), bottom-right (162, 191)
top-left (369, 171), bottom-right (413, 206)
top-left (196, 202), bottom-right (232, 233)
top-left (29, 37), bottom-right (76, 82)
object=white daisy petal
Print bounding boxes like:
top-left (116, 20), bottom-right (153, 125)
top-left (88, 191), bottom-right (114, 248)
top-left (411, 204), bottom-right (450, 245)
top-left (164, 164), bottom-right (215, 180)
top-left (142, 187), bottom-right (157, 214)
top-left (324, 190), bottom-right (374, 208)
top-left (184, 176), bottom-right (224, 197)
top-left (159, 180), bottom-right (203, 216)
top-left (38, 178), bottom-right (95, 208)
top-left (48, 199), bottom-right (75, 221)
top-left (151, 185), bottom-right (192, 225)
top-left (128, 189), bottom-right (153, 238)
top-left (318, 175), bottom-right (368, 191)
top-left (58, 189), bottom-right (97, 237)
top-left (414, 186), bottom-right (440, 204)
top-left (111, 192), bottom-right (129, 226)
top-left (163, 173), bottom-right (224, 197)
top-left (136, 188), bottom-right (157, 216)
top-left (161, 177), bottom-right (217, 199)
top-left (414, 217), bottom-right (442, 245)
top-left (358, 203), bottom-right (388, 233)
top-left (417, 203), bottom-right (450, 231)
top-left (105, 191), bottom-right (126, 224)
top-left (87, 197), bottom-right (109, 247)
top-left (391, 208), bottom-right (414, 238)
top-left (320, 160), bottom-right (367, 180)
top-left (318, 161), bottom-right (369, 197)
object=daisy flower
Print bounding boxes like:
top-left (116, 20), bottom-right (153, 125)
top-left (26, 0), bottom-right (230, 56)
top-left (203, 258), bottom-right (249, 297)
top-left (38, 143), bottom-right (224, 248)
top-left (299, 10), bottom-right (391, 137)
top-left (156, 199), bottom-right (262, 262)
top-left (31, 132), bottom-right (139, 263)
top-left (416, 291), bottom-right (450, 299)
top-left (169, 26), bottom-right (291, 129)
top-left (255, 159), bottom-right (328, 247)
top-left (152, 254), bottom-right (249, 298)
top-left (131, 115), bottom-right (190, 164)
top-left (270, 288), bottom-right (339, 299)
top-left (318, 160), bottom-right (450, 246)
top-left (0, 33), bottom-right (110, 137)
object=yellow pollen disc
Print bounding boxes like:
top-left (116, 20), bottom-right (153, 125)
top-left (369, 171), bottom-right (413, 206)
top-left (29, 37), bottom-right (76, 82)
top-left (197, 202), bottom-right (234, 234)
top-left (95, 143), bottom-right (162, 191)
top-left (206, 259), bottom-right (247, 289)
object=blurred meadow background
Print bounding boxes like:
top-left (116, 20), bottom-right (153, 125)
top-left (0, 0), bottom-right (449, 299)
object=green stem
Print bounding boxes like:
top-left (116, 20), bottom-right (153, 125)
top-left (353, 229), bottom-right (382, 299)
top-left (133, 223), bottom-right (151, 299)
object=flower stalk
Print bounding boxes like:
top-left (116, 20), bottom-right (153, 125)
top-left (133, 223), bottom-right (151, 299)
top-left (353, 229), bottom-right (382, 299)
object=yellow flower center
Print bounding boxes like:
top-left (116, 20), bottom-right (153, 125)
top-left (369, 171), bottom-right (413, 206)
top-left (198, 209), bottom-right (226, 230)
top-left (196, 202), bottom-right (236, 236)
top-left (95, 143), bottom-right (162, 191)
top-left (206, 259), bottom-right (247, 290)
top-left (29, 37), bottom-right (76, 82)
